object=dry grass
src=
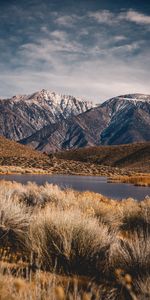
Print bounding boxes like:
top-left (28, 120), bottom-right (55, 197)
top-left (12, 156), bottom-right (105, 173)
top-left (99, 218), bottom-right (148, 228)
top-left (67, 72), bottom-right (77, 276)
top-left (30, 208), bottom-right (114, 277)
top-left (0, 188), bottom-right (31, 252)
top-left (0, 180), bottom-right (149, 299)
top-left (0, 165), bottom-right (51, 174)
top-left (0, 271), bottom-right (110, 300)
top-left (110, 232), bottom-right (150, 277)
top-left (110, 174), bottom-right (150, 187)
top-left (1, 134), bottom-right (148, 177)
top-left (56, 142), bottom-right (150, 172)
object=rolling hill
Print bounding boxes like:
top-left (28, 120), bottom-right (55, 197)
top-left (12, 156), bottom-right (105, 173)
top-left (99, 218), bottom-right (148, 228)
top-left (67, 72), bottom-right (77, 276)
top-left (0, 135), bottom-right (129, 176)
top-left (0, 136), bottom-right (149, 173)
top-left (56, 142), bottom-right (150, 171)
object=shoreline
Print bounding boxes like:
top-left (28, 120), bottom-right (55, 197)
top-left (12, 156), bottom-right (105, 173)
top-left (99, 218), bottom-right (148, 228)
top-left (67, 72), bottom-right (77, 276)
top-left (0, 164), bottom-right (150, 188)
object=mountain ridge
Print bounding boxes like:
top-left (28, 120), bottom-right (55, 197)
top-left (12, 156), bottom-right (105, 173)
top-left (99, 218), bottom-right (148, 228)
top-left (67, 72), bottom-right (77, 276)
top-left (0, 91), bottom-right (150, 152)
top-left (21, 93), bottom-right (150, 152)
top-left (0, 89), bottom-right (93, 141)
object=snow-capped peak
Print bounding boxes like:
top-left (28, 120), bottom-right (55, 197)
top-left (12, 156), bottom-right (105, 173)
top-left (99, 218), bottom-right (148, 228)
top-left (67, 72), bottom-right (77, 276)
top-left (26, 89), bottom-right (93, 106)
top-left (117, 94), bottom-right (150, 103)
top-left (0, 89), bottom-right (94, 132)
top-left (101, 93), bottom-right (150, 118)
top-left (3, 89), bottom-right (93, 109)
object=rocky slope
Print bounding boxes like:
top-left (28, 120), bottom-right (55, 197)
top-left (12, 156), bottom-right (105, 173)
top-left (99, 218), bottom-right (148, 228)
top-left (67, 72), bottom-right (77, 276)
top-left (100, 94), bottom-right (150, 145)
top-left (21, 93), bottom-right (150, 152)
top-left (0, 89), bottom-right (93, 140)
top-left (0, 91), bottom-right (150, 152)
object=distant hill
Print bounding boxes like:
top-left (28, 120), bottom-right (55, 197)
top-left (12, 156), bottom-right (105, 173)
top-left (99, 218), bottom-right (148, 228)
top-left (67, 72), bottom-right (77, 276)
top-left (0, 136), bottom-right (149, 174)
top-left (0, 135), bottom-right (44, 159)
top-left (0, 135), bottom-right (51, 169)
top-left (0, 135), bottom-right (128, 176)
top-left (56, 142), bottom-right (150, 171)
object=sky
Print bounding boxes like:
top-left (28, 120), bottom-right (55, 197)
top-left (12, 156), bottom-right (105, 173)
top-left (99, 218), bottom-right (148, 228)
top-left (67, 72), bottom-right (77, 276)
top-left (0, 0), bottom-right (150, 102)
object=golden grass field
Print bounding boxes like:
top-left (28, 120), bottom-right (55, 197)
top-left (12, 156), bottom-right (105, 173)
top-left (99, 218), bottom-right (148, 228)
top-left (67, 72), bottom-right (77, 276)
top-left (0, 180), bottom-right (149, 299)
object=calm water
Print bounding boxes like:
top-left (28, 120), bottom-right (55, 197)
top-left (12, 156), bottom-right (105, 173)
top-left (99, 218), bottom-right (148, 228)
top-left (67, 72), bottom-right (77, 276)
top-left (0, 174), bottom-right (150, 201)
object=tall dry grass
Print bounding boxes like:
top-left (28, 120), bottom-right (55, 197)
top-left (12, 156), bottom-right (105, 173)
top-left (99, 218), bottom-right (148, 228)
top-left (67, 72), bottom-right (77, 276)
top-left (0, 180), bottom-right (149, 299)
top-left (0, 186), bottom-right (31, 252)
top-left (110, 231), bottom-right (150, 278)
top-left (30, 208), bottom-right (115, 277)
top-left (110, 174), bottom-right (150, 187)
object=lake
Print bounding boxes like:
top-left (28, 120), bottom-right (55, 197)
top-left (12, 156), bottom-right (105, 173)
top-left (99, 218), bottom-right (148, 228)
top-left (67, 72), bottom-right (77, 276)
top-left (0, 174), bottom-right (150, 201)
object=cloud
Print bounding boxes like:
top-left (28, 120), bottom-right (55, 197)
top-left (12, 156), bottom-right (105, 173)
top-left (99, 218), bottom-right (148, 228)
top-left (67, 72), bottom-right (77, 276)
top-left (0, 2), bottom-right (149, 101)
top-left (88, 9), bottom-right (150, 26)
top-left (111, 41), bottom-right (143, 55)
top-left (0, 52), bottom-right (149, 102)
top-left (19, 30), bottom-right (83, 65)
top-left (113, 35), bottom-right (127, 42)
top-left (54, 14), bottom-right (81, 27)
top-left (88, 10), bottom-right (116, 25)
top-left (119, 10), bottom-right (150, 25)
top-left (19, 27), bottom-right (142, 68)
top-left (55, 15), bottom-right (74, 26)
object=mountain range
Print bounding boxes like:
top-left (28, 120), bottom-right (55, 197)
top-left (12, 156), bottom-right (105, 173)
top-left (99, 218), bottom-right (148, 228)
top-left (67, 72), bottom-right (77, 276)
top-left (0, 90), bottom-right (150, 152)
top-left (0, 89), bottom-right (92, 141)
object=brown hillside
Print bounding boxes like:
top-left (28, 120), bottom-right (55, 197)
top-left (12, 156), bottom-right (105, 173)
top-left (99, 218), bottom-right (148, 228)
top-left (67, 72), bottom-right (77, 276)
top-left (56, 142), bottom-right (150, 171)
top-left (0, 135), bottom-right (52, 169)
top-left (0, 136), bottom-right (149, 174)
top-left (0, 135), bottom-right (44, 158)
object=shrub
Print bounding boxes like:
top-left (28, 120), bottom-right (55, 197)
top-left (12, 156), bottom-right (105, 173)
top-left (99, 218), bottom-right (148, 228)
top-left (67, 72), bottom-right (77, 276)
top-left (30, 207), bottom-right (115, 277)
top-left (110, 231), bottom-right (150, 278)
top-left (119, 201), bottom-right (150, 235)
top-left (133, 276), bottom-right (150, 299)
top-left (0, 191), bottom-right (31, 252)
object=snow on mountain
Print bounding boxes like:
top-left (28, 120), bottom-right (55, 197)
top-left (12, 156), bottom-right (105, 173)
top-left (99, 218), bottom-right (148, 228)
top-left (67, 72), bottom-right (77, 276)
top-left (0, 91), bottom-right (150, 151)
top-left (0, 89), bottom-right (93, 141)
top-left (7, 89), bottom-right (93, 117)
top-left (21, 93), bottom-right (150, 152)
top-left (99, 94), bottom-right (150, 145)
top-left (101, 94), bottom-right (150, 118)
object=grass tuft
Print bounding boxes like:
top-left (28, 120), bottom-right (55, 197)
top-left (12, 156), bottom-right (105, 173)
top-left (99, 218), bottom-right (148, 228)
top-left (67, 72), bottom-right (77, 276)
top-left (0, 180), bottom-right (149, 299)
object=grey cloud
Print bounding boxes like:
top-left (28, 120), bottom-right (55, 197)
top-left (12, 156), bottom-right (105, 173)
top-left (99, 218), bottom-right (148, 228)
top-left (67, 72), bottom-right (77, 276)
top-left (0, 47), bottom-right (149, 102)
top-left (88, 10), bottom-right (116, 25)
top-left (0, 2), bottom-right (149, 101)
top-left (88, 9), bottom-right (150, 26)
top-left (54, 15), bottom-right (76, 27)
top-left (119, 9), bottom-right (150, 25)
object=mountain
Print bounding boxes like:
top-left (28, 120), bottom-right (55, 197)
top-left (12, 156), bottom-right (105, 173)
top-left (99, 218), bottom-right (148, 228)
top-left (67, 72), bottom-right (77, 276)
top-left (20, 105), bottom-right (110, 152)
top-left (0, 91), bottom-right (150, 152)
top-left (0, 89), bottom-right (93, 141)
top-left (100, 94), bottom-right (150, 145)
top-left (20, 93), bottom-right (150, 152)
